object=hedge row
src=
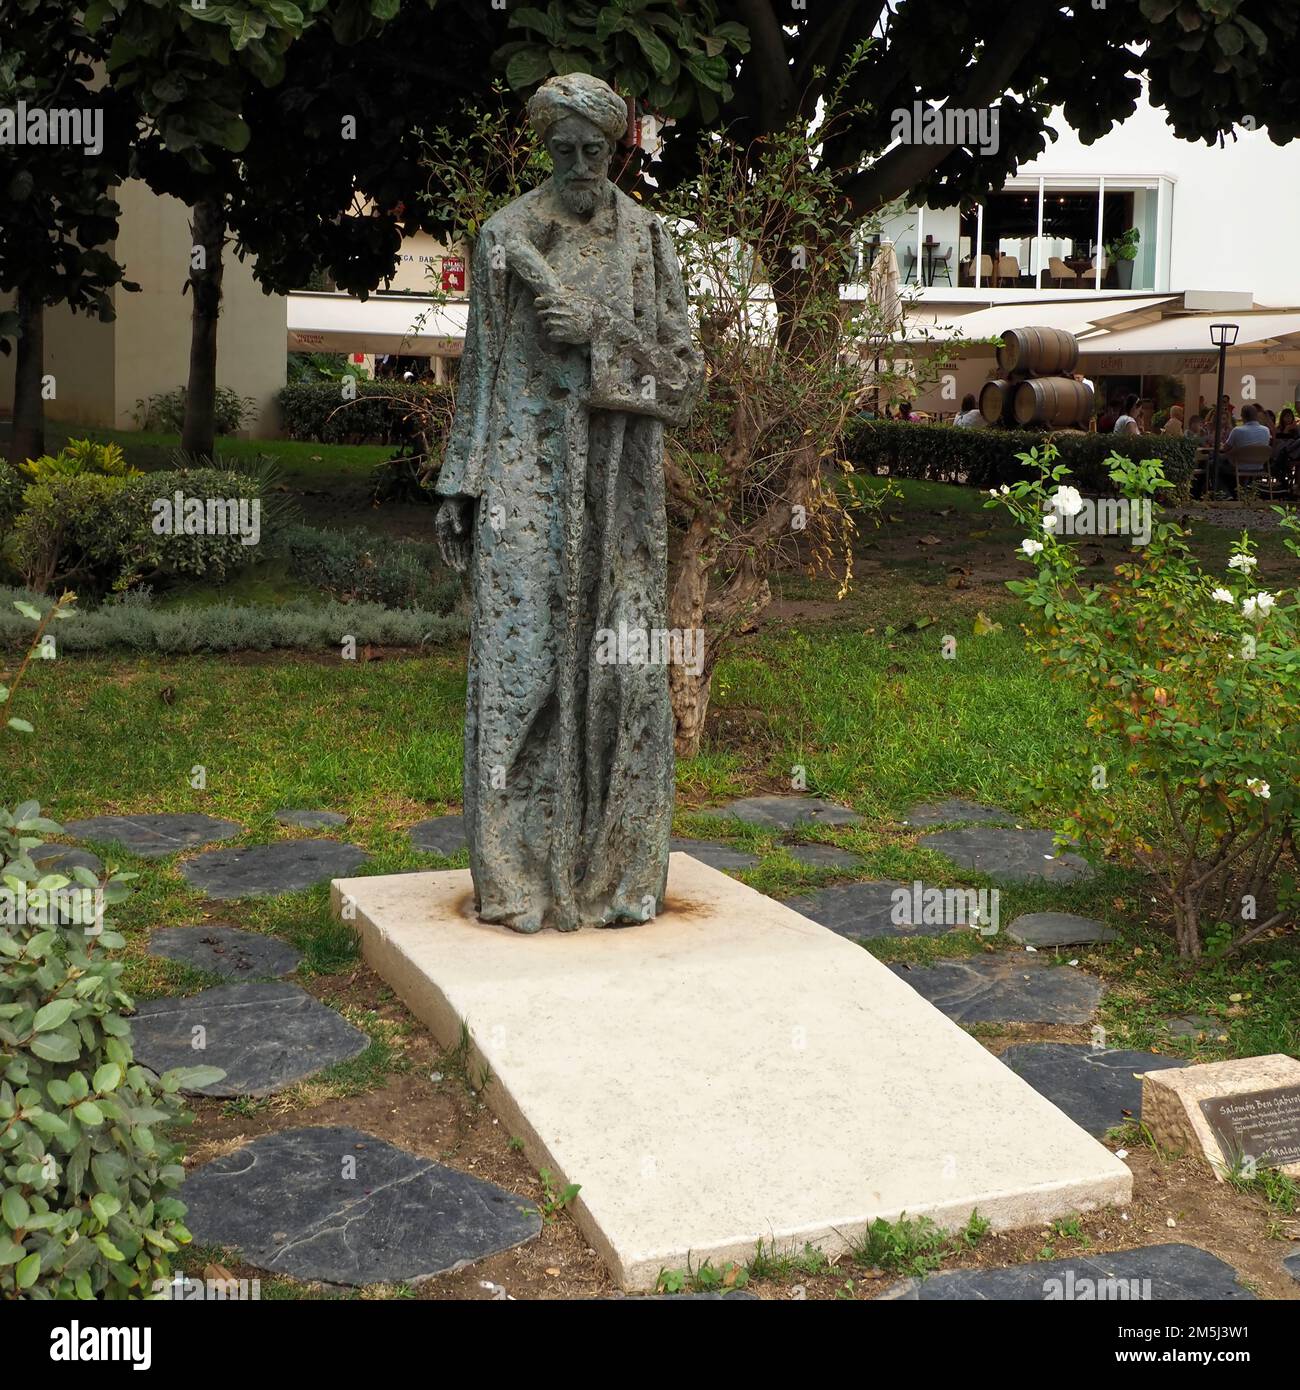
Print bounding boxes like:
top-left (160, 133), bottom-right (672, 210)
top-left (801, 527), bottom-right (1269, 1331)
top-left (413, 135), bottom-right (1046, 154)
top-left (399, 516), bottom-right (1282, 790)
top-left (0, 589), bottom-right (466, 654)
top-left (276, 381), bottom-right (453, 444)
top-left (279, 524), bottom-right (461, 613)
top-left (843, 419), bottom-right (1198, 496)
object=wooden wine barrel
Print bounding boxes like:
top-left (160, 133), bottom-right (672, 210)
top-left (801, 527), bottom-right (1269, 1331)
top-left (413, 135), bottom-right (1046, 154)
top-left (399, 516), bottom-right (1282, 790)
top-left (996, 326), bottom-right (1079, 377)
top-left (1013, 376), bottom-right (1094, 429)
top-left (979, 378), bottom-right (1017, 426)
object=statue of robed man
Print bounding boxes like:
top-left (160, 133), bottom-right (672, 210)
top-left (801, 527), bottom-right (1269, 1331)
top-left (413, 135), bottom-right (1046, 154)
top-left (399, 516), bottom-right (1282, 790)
top-left (435, 73), bottom-right (703, 934)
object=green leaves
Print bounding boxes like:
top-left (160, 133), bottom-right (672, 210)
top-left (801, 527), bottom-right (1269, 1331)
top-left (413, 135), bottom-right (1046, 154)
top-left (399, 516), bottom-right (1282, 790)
top-left (33, 998), bottom-right (76, 1032)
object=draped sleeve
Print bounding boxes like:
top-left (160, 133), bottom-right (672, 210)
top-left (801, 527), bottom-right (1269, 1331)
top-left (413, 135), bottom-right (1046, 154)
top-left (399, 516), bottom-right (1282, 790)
top-left (587, 213), bottom-right (703, 428)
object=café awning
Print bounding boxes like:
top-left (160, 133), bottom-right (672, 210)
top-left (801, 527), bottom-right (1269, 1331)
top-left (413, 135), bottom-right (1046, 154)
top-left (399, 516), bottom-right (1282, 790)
top-left (287, 291), bottom-right (468, 355)
top-left (1076, 311), bottom-right (1300, 373)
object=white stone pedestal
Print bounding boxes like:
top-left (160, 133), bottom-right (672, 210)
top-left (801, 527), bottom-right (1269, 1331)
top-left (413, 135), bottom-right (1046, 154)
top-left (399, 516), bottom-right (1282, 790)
top-left (331, 854), bottom-right (1130, 1289)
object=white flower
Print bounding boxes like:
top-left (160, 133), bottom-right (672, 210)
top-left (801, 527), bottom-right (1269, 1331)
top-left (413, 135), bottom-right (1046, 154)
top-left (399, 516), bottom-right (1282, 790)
top-left (1000, 484), bottom-right (1011, 495)
top-left (1228, 553), bottom-right (1257, 573)
top-left (1211, 588), bottom-right (1234, 603)
top-left (1246, 778), bottom-right (1271, 799)
top-left (1049, 485), bottom-right (1085, 517)
top-left (987, 489), bottom-right (1000, 498)
top-left (1242, 592), bottom-right (1276, 618)
top-left (1042, 513), bottom-right (1059, 531)
top-left (1020, 538), bottom-right (1044, 556)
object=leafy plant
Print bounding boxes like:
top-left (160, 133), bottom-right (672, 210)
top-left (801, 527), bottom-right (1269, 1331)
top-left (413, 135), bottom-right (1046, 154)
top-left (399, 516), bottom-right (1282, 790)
top-left (1, 603), bottom-right (222, 1298)
top-left (535, 1167), bottom-right (580, 1221)
top-left (276, 381), bottom-right (453, 445)
top-left (1105, 226), bottom-right (1141, 263)
top-left (20, 439), bottom-right (139, 483)
top-left (989, 445), bottom-right (1299, 957)
top-left (133, 387), bottom-right (256, 437)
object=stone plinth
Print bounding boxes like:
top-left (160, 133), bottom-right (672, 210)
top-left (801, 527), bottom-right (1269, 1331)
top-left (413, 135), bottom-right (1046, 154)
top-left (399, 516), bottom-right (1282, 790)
top-left (1142, 1054), bottom-right (1300, 1180)
top-left (331, 855), bottom-right (1131, 1290)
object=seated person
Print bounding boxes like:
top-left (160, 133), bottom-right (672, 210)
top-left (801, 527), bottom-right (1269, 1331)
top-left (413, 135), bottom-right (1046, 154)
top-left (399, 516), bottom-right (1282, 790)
top-left (954, 393), bottom-right (983, 427)
top-left (1112, 394), bottom-right (1140, 436)
top-left (1220, 403), bottom-right (1272, 495)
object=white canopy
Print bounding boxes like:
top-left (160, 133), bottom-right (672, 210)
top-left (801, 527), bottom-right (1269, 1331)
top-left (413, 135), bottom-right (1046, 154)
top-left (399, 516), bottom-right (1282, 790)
top-left (287, 291), bottom-right (468, 355)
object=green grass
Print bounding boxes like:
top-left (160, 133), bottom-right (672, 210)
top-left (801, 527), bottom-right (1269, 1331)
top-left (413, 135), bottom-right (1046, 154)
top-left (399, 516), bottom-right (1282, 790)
top-left (45, 422), bottom-right (390, 485)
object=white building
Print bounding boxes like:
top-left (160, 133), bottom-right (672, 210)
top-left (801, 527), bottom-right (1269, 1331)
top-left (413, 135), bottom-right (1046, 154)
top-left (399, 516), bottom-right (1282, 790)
top-left (873, 91), bottom-right (1300, 421)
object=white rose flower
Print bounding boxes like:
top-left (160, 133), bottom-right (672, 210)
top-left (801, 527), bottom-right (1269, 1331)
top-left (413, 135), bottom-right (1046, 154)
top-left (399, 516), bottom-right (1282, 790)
top-left (1211, 588), bottom-right (1234, 603)
top-left (1255, 592), bottom-right (1277, 614)
top-left (1049, 485), bottom-right (1085, 517)
top-left (1246, 778), bottom-right (1271, 799)
top-left (1228, 553), bottom-right (1258, 572)
top-left (1241, 594), bottom-right (1274, 618)
top-left (1043, 513), bottom-right (1059, 531)
top-left (1000, 484), bottom-right (1011, 495)
top-left (1020, 538), bottom-right (1044, 557)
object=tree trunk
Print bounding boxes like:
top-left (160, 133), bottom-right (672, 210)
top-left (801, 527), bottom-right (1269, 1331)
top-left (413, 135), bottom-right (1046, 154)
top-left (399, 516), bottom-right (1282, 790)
top-left (11, 288), bottom-right (46, 465)
top-left (667, 513), bottom-right (715, 757)
top-left (181, 197), bottom-right (227, 460)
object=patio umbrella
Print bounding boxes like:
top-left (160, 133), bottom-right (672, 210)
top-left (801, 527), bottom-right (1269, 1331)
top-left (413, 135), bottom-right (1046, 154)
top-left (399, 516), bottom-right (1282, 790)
top-left (866, 239), bottom-right (903, 412)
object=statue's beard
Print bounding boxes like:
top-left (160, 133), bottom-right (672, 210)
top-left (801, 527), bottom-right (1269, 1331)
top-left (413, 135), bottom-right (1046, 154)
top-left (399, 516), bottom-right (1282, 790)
top-left (558, 179), bottom-right (602, 216)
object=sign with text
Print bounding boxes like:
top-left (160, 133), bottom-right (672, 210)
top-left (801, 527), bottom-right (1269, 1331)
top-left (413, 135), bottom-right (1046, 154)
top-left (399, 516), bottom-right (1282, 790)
top-left (441, 255), bottom-right (466, 293)
top-left (1200, 1085), bottom-right (1300, 1170)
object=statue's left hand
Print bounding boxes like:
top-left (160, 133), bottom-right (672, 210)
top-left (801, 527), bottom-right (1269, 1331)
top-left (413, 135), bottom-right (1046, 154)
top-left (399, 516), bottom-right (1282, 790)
top-left (536, 294), bottom-right (594, 346)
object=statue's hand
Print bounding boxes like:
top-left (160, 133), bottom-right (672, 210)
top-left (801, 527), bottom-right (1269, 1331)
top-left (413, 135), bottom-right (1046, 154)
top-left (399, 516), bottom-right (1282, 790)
top-left (435, 495), bottom-right (475, 573)
top-left (536, 293), bottom-right (595, 346)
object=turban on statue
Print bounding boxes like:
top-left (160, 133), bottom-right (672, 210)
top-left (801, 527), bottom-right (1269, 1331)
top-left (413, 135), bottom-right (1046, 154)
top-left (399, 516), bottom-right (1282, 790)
top-left (527, 73), bottom-right (629, 144)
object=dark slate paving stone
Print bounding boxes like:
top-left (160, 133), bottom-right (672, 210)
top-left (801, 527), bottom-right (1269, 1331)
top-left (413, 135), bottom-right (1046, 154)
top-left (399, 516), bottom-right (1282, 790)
top-left (883, 1245), bottom-right (1255, 1301)
top-left (783, 842), bottom-right (861, 870)
top-left (902, 799), bottom-right (1015, 827)
top-left (30, 845), bottom-right (104, 877)
top-left (722, 795), bottom-right (863, 831)
top-left (670, 838), bottom-right (760, 871)
top-left (180, 839), bottom-right (369, 899)
top-left (63, 813), bottom-right (242, 860)
top-left (1008, 911), bottom-right (1118, 947)
top-left (1000, 1042), bottom-right (1189, 1137)
top-left (1163, 1013), bottom-right (1222, 1039)
top-left (183, 1125), bottom-right (541, 1286)
top-left (920, 827), bottom-right (1094, 884)
top-left (890, 957), bottom-right (1103, 1024)
top-left (130, 983), bottom-right (367, 1096)
top-left (275, 809), bottom-right (347, 829)
top-left (1284, 1252), bottom-right (1300, 1285)
top-left (409, 815), bottom-right (468, 856)
top-left (148, 925), bottom-right (301, 980)
top-left (783, 881), bottom-right (955, 939)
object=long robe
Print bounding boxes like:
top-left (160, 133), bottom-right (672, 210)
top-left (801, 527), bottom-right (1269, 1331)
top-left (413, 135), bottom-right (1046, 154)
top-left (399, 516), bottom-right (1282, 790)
top-left (437, 179), bottom-right (703, 931)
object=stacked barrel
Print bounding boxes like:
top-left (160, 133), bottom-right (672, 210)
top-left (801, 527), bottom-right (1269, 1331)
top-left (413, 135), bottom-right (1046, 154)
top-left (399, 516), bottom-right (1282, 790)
top-left (979, 326), bottom-right (1093, 429)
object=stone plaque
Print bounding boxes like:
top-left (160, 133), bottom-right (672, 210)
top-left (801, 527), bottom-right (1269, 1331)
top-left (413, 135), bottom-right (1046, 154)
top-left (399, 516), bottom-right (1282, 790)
top-left (1200, 1086), bottom-right (1300, 1170)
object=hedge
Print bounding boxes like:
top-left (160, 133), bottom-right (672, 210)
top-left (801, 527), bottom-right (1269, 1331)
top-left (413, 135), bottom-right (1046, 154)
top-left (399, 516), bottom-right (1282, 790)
top-left (279, 524), bottom-right (461, 613)
top-left (0, 588), bottom-right (466, 654)
top-left (277, 380), bottom-right (454, 444)
top-left (843, 419), bottom-right (1198, 498)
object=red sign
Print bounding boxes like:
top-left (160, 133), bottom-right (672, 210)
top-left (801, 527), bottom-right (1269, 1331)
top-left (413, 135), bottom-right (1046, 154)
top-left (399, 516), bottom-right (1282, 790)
top-left (441, 255), bottom-right (466, 293)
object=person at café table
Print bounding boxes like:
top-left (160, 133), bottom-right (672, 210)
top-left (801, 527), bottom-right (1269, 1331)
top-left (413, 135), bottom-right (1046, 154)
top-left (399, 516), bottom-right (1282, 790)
top-left (1162, 403), bottom-right (1184, 437)
top-left (1219, 403), bottom-right (1271, 496)
top-left (1111, 394), bottom-right (1140, 436)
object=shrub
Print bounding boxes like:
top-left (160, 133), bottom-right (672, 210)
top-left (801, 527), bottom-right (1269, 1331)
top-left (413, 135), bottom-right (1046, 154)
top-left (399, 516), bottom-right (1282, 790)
top-left (20, 439), bottom-right (140, 483)
top-left (0, 588), bottom-right (466, 654)
top-left (14, 469), bottom-right (265, 597)
top-left (276, 380), bottom-right (453, 445)
top-left (133, 386), bottom-right (256, 436)
top-left (0, 461), bottom-right (22, 546)
top-left (989, 445), bottom-right (1299, 958)
top-left (280, 524), bottom-right (460, 612)
top-left (0, 802), bottom-right (224, 1298)
top-left (844, 419), bottom-right (1198, 498)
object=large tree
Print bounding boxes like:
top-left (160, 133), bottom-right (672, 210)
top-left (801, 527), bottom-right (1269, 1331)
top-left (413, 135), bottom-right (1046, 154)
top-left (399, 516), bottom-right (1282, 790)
top-left (0, 1), bottom-right (137, 463)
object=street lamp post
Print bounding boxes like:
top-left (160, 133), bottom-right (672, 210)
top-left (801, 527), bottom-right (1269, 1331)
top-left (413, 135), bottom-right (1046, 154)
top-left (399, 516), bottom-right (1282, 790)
top-left (1208, 322), bottom-right (1239, 497)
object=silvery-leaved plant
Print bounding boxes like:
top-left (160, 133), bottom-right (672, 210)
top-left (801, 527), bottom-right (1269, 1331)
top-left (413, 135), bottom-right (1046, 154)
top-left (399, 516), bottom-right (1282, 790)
top-left (986, 445), bottom-right (1298, 959)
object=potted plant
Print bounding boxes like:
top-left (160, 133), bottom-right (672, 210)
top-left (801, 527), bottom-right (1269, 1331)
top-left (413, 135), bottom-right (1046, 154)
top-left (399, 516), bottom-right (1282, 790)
top-left (1105, 226), bottom-right (1140, 288)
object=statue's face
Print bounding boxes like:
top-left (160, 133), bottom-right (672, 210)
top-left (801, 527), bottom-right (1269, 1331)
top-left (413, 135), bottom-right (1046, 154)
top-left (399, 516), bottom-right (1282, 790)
top-left (546, 113), bottom-right (613, 216)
